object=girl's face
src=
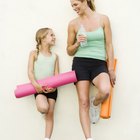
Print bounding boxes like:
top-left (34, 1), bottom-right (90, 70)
top-left (43, 30), bottom-right (56, 46)
top-left (70, 0), bottom-right (86, 15)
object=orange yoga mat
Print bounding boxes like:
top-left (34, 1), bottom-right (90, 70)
top-left (100, 59), bottom-right (117, 119)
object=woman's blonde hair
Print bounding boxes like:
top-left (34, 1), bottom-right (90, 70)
top-left (35, 27), bottom-right (51, 55)
top-left (80, 0), bottom-right (96, 11)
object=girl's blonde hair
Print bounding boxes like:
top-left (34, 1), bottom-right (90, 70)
top-left (80, 0), bottom-right (96, 11)
top-left (35, 27), bottom-right (51, 55)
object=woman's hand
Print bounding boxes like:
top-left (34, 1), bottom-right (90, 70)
top-left (77, 34), bottom-right (87, 43)
top-left (109, 70), bottom-right (116, 87)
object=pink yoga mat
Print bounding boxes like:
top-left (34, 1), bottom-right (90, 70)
top-left (15, 71), bottom-right (77, 98)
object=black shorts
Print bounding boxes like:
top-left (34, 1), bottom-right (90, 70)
top-left (72, 57), bottom-right (108, 82)
top-left (34, 89), bottom-right (58, 101)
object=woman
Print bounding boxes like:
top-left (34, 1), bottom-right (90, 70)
top-left (67, 0), bottom-right (116, 140)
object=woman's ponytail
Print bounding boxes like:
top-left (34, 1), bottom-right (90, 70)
top-left (86, 0), bottom-right (95, 11)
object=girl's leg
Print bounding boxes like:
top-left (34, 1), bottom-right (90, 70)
top-left (35, 95), bottom-right (55, 139)
top-left (76, 81), bottom-right (91, 139)
top-left (44, 98), bottom-right (56, 139)
top-left (35, 94), bottom-right (49, 113)
top-left (92, 73), bottom-right (111, 106)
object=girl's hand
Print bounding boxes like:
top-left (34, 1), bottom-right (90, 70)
top-left (33, 83), bottom-right (44, 93)
top-left (44, 87), bottom-right (56, 93)
top-left (109, 70), bottom-right (116, 87)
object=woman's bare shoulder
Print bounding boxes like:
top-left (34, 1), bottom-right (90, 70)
top-left (100, 13), bottom-right (110, 22)
top-left (69, 17), bottom-right (79, 27)
top-left (68, 17), bottom-right (80, 32)
top-left (97, 13), bottom-right (110, 27)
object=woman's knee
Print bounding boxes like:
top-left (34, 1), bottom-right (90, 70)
top-left (99, 85), bottom-right (111, 101)
top-left (102, 92), bottom-right (109, 101)
top-left (100, 84), bottom-right (111, 95)
top-left (79, 98), bottom-right (89, 110)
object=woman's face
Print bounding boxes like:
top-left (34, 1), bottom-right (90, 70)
top-left (70, 0), bottom-right (86, 15)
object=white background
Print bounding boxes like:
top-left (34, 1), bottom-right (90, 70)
top-left (0, 0), bottom-right (140, 140)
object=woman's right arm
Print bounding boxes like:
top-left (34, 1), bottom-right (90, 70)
top-left (67, 21), bottom-right (80, 56)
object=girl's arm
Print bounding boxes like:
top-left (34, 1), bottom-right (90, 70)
top-left (54, 54), bottom-right (59, 75)
top-left (28, 51), bottom-right (43, 93)
top-left (67, 21), bottom-right (80, 56)
top-left (103, 15), bottom-right (116, 86)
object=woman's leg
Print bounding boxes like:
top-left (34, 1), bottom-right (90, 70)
top-left (44, 99), bottom-right (56, 139)
top-left (92, 73), bottom-right (111, 106)
top-left (76, 80), bottom-right (91, 139)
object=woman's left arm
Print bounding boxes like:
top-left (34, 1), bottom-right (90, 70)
top-left (103, 15), bottom-right (116, 86)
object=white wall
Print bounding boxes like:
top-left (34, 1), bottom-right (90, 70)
top-left (0, 0), bottom-right (140, 140)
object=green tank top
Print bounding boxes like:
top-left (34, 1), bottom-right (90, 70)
top-left (34, 53), bottom-right (56, 80)
top-left (75, 27), bottom-right (106, 60)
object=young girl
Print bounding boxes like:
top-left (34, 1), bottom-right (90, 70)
top-left (28, 27), bottom-right (59, 140)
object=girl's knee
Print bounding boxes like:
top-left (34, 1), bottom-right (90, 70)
top-left (37, 105), bottom-right (49, 114)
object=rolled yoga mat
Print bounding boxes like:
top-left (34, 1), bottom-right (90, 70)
top-left (100, 59), bottom-right (117, 119)
top-left (15, 71), bottom-right (77, 98)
